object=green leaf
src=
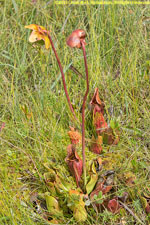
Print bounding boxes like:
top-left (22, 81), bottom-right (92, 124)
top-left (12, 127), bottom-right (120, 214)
top-left (86, 173), bottom-right (98, 194)
top-left (44, 172), bottom-right (56, 183)
top-left (73, 201), bottom-right (87, 222)
top-left (97, 191), bottom-right (103, 199)
top-left (94, 194), bottom-right (98, 200)
top-left (91, 161), bottom-right (97, 174)
top-left (45, 193), bottom-right (63, 217)
top-left (55, 175), bottom-right (72, 193)
top-left (110, 120), bottom-right (116, 129)
top-left (93, 191), bottom-right (103, 204)
top-left (43, 163), bottom-right (54, 171)
top-left (139, 195), bottom-right (148, 211)
top-left (110, 119), bottom-right (119, 129)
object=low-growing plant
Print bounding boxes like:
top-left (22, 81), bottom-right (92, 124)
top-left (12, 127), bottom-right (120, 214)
top-left (24, 23), bottom-right (147, 224)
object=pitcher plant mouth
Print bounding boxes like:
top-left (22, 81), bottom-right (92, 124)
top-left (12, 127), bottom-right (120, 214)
top-left (66, 29), bottom-right (87, 48)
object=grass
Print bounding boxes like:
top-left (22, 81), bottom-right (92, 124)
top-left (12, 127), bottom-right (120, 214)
top-left (0, 0), bottom-right (150, 224)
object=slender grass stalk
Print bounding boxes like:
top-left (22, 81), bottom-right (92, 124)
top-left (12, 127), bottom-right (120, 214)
top-left (47, 32), bottom-right (78, 122)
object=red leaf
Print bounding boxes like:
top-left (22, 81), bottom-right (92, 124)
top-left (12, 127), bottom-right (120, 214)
top-left (102, 185), bottom-right (113, 195)
top-left (68, 127), bottom-right (81, 145)
top-left (102, 128), bottom-right (119, 145)
top-left (90, 88), bottom-right (105, 114)
top-left (93, 111), bottom-right (108, 134)
top-left (90, 136), bottom-right (103, 154)
top-left (93, 104), bottom-right (103, 114)
top-left (145, 204), bottom-right (150, 213)
top-left (90, 88), bottom-right (108, 134)
top-left (90, 88), bottom-right (102, 106)
top-left (107, 199), bottom-right (121, 214)
top-left (90, 181), bottom-right (112, 200)
top-left (65, 145), bottom-right (83, 187)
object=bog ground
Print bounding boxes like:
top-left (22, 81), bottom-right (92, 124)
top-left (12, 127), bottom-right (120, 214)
top-left (0, 1), bottom-right (150, 224)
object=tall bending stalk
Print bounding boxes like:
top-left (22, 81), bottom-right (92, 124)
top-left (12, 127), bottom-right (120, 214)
top-left (81, 40), bottom-right (89, 187)
top-left (66, 29), bottom-right (89, 188)
top-left (47, 33), bottom-right (78, 122)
